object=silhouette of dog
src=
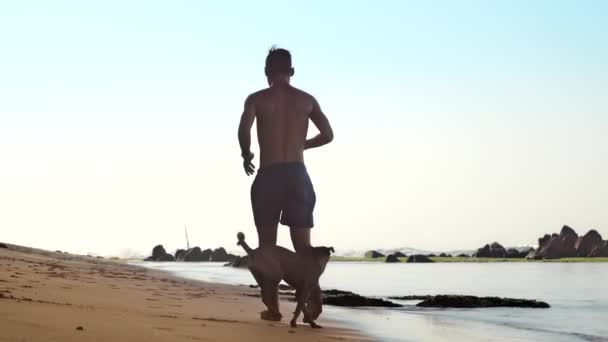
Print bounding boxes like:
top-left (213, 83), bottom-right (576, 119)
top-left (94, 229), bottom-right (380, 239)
top-left (237, 232), bottom-right (333, 328)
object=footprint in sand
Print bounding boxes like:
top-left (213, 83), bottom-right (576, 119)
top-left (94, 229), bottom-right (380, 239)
top-left (153, 327), bottom-right (173, 332)
top-left (192, 317), bottom-right (241, 324)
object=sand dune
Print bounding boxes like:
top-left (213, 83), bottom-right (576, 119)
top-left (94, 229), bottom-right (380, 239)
top-left (0, 244), bottom-right (366, 341)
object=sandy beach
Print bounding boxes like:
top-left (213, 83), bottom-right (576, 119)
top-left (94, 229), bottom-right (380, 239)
top-left (0, 244), bottom-right (365, 342)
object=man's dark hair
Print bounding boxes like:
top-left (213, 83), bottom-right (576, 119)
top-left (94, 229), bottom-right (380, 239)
top-left (265, 46), bottom-right (292, 75)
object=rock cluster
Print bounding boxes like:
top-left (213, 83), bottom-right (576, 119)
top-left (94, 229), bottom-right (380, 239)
top-left (474, 242), bottom-right (532, 258)
top-left (534, 226), bottom-right (608, 259)
top-left (416, 295), bottom-right (549, 308)
top-left (144, 245), bottom-right (238, 262)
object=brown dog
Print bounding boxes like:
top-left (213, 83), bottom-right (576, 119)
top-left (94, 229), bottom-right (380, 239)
top-left (237, 232), bottom-right (333, 328)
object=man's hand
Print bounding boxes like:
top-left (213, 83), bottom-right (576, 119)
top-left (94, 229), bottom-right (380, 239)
top-left (242, 152), bottom-right (255, 176)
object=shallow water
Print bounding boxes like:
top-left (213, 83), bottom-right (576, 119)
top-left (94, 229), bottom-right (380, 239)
top-left (136, 261), bottom-right (608, 342)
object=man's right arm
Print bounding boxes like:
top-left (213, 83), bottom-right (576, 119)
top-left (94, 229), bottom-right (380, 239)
top-left (305, 97), bottom-right (334, 150)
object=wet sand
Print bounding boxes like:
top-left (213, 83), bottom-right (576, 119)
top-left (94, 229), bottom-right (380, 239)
top-left (0, 243), bottom-right (366, 342)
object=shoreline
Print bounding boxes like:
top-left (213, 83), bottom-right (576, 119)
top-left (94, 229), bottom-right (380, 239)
top-left (0, 243), bottom-right (369, 342)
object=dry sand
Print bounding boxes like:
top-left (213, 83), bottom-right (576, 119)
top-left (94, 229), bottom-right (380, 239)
top-left (0, 244), bottom-right (367, 342)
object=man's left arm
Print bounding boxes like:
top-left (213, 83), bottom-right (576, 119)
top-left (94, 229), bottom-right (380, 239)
top-left (238, 95), bottom-right (256, 175)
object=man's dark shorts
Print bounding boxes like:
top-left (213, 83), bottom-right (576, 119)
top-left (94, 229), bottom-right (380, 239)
top-left (251, 162), bottom-right (316, 228)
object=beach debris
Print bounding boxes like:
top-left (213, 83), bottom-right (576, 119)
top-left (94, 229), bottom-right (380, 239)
top-left (406, 254), bottom-right (434, 263)
top-left (76, 326), bottom-right (84, 331)
top-left (416, 295), bottom-right (550, 308)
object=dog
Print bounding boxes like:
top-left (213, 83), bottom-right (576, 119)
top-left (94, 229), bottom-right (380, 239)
top-left (237, 232), bottom-right (333, 328)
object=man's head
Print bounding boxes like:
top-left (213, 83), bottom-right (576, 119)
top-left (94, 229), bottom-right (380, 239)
top-left (265, 47), bottom-right (294, 84)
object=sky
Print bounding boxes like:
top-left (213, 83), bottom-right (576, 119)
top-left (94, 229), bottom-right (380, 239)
top-left (1, 0), bottom-right (607, 257)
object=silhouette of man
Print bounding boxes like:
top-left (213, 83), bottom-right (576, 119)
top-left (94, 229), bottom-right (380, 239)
top-left (238, 47), bottom-right (334, 254)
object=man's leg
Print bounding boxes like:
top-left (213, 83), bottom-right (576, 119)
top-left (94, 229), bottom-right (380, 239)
top-left (290, 227), bottom-right (311, 253)
top-left (257, 223), bottom-right (278, 249)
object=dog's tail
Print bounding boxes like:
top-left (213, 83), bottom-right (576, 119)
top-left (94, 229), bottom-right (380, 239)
top-left (237, 232), bottom-right (254, 256)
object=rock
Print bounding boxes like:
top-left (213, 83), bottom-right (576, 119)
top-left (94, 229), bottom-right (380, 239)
top-left (201, 248), bottom-right (213, 261)
top-left (456, 253), bottom-right (470, 258)
top-left (537, 225), bottom-right (579, 259)
top-left (575, 230), bottom-right (603, 257)
top-left (417, 295), bottom-right (550, 308)
top-left (505, 248), bottom-right (529, 258)
top-left (144, 256), bottom-right (155, 261)
top-left (439, 253), bottom-right (448, 257)
top-left (225, 255), bottom-right (250, 268)
top-left (211, 247), bottom-right (230, 262)
top-left (592, 241), bottom-right (608, 257)
top-left (184, 247), bottom-right (207, 262)
top-left (157, 254), bottom-right (175, 261)
top-left (175, 249), bottom-right (187, 261)
top-left (407, 254), bottom-right (434, 263)
top-left (393, 252), bottom-right (407, 258)
top-left (76, 326), bottom-right (84, 331)
top-left (321, 289), bottom-right (402, 308)
top-left (152, 245), bottom-right (167, 260)
top-left (474, 242), bottom-right (507, 258)
top-left (0, 243), bottom-right (8, 249)
top-left (427, 253), bottom-right (437, 257)
top-left (385, 254), bottom-right (401, 263)
top-left (525, 249), bottom-right (540, 260)
top-left (364, 250), bottom-right (385, 258)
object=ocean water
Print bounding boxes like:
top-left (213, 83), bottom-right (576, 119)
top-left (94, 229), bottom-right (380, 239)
top-left (135, 261), bottom-right (608, 342)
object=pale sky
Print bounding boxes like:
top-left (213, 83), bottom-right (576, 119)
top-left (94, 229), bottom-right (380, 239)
top-left (1, 1), bottom-right (607, 257)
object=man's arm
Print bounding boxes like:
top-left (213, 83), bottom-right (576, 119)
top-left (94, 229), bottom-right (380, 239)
top-left (305, 97), bottom-right (334, 150)
top-left (238, 95), bottom-right (256, 175)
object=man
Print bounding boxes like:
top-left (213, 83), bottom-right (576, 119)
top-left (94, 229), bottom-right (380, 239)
top-left (238, 47), bottom-right (334, 255)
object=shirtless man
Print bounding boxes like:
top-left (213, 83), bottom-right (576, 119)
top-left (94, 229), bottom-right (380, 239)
top-left (237, 47), bottom-right (334, 319)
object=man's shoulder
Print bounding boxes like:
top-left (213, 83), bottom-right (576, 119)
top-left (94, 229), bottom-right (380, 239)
top-left (246, 88), bottom-right (269, 102)
top-left (288, 87), bottom-right (318, 106)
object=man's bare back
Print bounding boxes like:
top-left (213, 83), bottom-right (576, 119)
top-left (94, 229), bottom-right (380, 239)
top-left (241, 84), bottom-right (332, 169)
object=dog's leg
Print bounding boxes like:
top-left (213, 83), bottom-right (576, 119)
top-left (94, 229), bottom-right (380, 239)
top-left (290, 288), bottom-right (306, 328)
top-left (301, 285), bottom-right (322, 329)
top-left (304, 284), bottom-right (323, 322)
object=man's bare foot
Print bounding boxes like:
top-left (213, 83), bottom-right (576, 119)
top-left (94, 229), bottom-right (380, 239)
top-left (260, 310), bottom-right (282, 321)
top-left (290, 320), bottom-right (297, 328)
